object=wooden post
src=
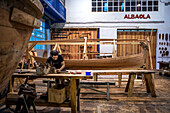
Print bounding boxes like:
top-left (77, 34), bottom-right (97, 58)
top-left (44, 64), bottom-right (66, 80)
top-left (147, 29), bottom-right (156, 89)
top-left (94, 73), bottom-right (98, 81)
top-left (70, 78), bottom-right (77, 113)
top-left (112, 40), bottom-right (116, 58)
top-left (21, 58), bottom-right (25, 69)
top-left (83, 37), bottom-right (88, 59)
top-left (9, 77), bottom-right (13, 92)
top-left (118, 73), bottom-right (122, 87)
top-left (147, 30), bottom-right (154, 70)
top-left (76, 79), bottom-right (80, 112)
top-left (53, 43), bottom-right (58, 51)
top-left (144, 74), bottom-right (150, 93)
top-left (125, 73), bottom-right (131, 92)
top-left (127, 73), bottom-right (136, 97)
top-left (145, 74), bottom-right (156, 97)
top-left (57, 44), bottom-right (62, 54)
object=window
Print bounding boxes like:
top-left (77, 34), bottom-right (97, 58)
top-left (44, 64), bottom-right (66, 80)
top-left (92, 0), bottom-right (158, 12)
top-left (30, 20), bottom-right (46, 50)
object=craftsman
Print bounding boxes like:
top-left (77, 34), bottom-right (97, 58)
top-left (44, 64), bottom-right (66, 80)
top-left (46, 51), bottom-right (66, 86)
top-left (46, 50), bottom-right (66, 73)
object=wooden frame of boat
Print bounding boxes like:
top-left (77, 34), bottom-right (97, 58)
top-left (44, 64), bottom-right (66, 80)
top-left (0, 0), bottom-right (43, 93)
top-left (26, 38), bottom-right (149, 70)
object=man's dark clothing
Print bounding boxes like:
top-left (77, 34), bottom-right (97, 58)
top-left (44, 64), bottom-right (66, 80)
top-left (46, 55), bottom-right (64, 69)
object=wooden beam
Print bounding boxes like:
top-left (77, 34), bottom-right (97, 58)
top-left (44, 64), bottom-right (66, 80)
top-left (53, 43), bottom-right (58, 51)
top-left (27, 43), bottom-right (37, 52)
top-left (83, 37), bottom-right (88, 59)
top-left (29, 38), bottom-right (145, 43)
top-left (11, 8), bottom-right (41, 29)
top-left (29, 41), bottom-right (142, 45)
top-left (147, 29), bottom-right (154, 70)
top-left (112, 40), bottom-right (116, 58)
top-left (70, 78), bottom-right (77, 113)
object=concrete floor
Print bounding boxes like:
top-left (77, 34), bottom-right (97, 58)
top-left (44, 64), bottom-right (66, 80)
top-left (1, 73), bottom-right (170, 113)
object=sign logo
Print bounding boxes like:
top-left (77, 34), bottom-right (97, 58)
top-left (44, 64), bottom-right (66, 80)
top-left (124, 14), bottom-right (151, 19)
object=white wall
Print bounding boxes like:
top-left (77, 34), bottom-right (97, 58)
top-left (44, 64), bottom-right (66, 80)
top-left (53, 0), bottom-right (170, 69)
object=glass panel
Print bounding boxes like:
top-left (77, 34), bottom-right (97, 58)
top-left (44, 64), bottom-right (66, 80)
top-left (131, 1), bottom-right (136, 6)
top-left (126, 1), bottom-right (130, 6)
top-left (126, 7), bottom-right (130, 11)
top-left (103, 2), bottom-right (108, 11)
top-left (114, 7), bottom-right (118, 11)
top-left (108, 2), bottom-right (113, 6)
top-left (154, 1), bottom-right (158, 5)
top-left (97, 7), bottom-right (102, 12)
top-left (119, 2), bottom-right (124, 11)
top-left (148, 7), bottom-right (152, 11)
top-left (114, 2), bottom-right (118, 6)
top-left (92, 7), bottom-right (96, 12)
top-left (108, 7), bottom-right (113, 11)
top-left (154, 7), bottom-right (158, 11)
top-left (98, 2), bottom-right (102, 6)
top-left (131, 7), bottom-right (136, 11)
top-left (92, 2), bottom-right (96, 6)
top-left (137, 7), bottom-right (141, 11)
top-left (142, 0), bottom-right (147, 6)
top-left (142, 7), bottom-right (147, 11)
top-left (137, 1), bottom-right (141, 11)
top-left (148, 1), bottom-right (152, 6)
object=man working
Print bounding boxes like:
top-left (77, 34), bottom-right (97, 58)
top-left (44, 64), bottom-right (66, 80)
top-left (46, 51), bottom-right (65, 73)
top-left (46, 50), bottom-right (67, 86)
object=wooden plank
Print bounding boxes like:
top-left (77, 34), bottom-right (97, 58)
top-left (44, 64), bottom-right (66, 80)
top-left (127, 74), bottom-right (136, 97)
top-left (11, 8), bottom-right (41, 29)
top-left (91, 70), bottom-right (155, 73)
top-left (29, 41), bottom-right (141, 45)
top-left (70, 78), bottom-right (77, 113)
top-left (27, 43), bottom-right (37, 52)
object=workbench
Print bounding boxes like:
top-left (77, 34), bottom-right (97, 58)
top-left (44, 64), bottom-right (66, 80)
top-left (69, 70), bottom-right (156, 97)
top-left (92, 70), bottom-right (156, 97)
top-left (8, 72), bottom-right (92, 113)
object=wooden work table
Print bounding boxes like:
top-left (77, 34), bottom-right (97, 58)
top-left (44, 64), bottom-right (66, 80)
top-left (69, 70), bottom-right (156, 97)
top-left (10, 72), bottom-right (92, 113)
top-left (93, 70), bottom-right (156, 97)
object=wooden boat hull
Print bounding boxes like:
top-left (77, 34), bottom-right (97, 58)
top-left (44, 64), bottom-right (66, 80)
top-left (0, 0), bottom-right (43, 93)
top-left (33, 53), bottom-right (144, 70)
top-left (65, 53), bottom-right (144, 70)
